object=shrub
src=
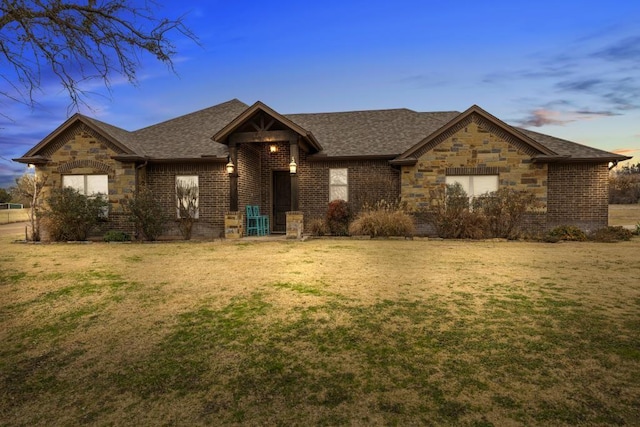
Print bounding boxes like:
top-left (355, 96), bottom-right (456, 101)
top-left (125, 186), bottom-right (167, 241)
top-left (307, 218), bottom-right (328, 236)
top-left (546, 225), bottom-right (587, 242)
top-left (590, 226), bottom-right (633, 242)
top-left (43, 187), bottom-right (108, 241)
top-left (326, 199), bottom-right (351, 236)
top-left (103, 230), bottom-right (131, 242)
top-left (349, 201), bottom-right (416, 238)
top-left (473, 188), bottom-right (538, 239)
top-left (425, 183), bottom-right (487, 238)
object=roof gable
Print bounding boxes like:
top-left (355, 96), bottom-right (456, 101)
top-left (16, 114), bottom-right (136, 164)
top-left (212, 101), bottom-right (322, 152)
top-left (396, 105), bottom-right (557, 161)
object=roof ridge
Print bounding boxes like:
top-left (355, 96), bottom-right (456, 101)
top-left (133, 99), bottom-right (248, 133)
top-left (285, 107), bottom-right (418, 116)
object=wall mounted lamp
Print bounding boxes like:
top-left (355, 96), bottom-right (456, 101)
top-left (289, 156), bottom-right (297, 174)
top-left (226, 159), bottom-right (235, 174)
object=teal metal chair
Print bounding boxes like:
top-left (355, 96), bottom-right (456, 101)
top-left (246, 205), bottom-right (270, 236)
top-left (246, 205), bottom-right (260, 236)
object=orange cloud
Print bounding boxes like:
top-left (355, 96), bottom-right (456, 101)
top-left (517, 109), bottom-right (617, 128)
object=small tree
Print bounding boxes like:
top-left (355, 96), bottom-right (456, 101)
top-left (176, 181), bottom-right (198, 240)
top-left (43, 187), bottom-right (107, 241)
top-left (125, 186), bottom-right (167, 241)
top-left (13, 173), bottom-right (47, 241)
top-left (0, 188), bottom-right (11, 203)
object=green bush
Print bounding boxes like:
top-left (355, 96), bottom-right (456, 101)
top-left (349, 201), bottom-right (416, 237)
top-left (326, 199), bottom-right (351, 236)
top-left (103, 230), bottom-right (131, 242)
top-left (43, 187), bottom-right (108, 241)
top-left (125, 186), bottom-right (167, 241)
top-left (590, 226), bottom-right (633, 242)
top-left (546, 225), bottom-right (588, 242)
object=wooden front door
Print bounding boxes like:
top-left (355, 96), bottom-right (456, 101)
top-left (272, 171), bottom-right (291, 232)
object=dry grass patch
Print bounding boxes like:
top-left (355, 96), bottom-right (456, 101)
top-left (1, 237), bottom-right (639, 425)
top-left (609, 204), bottom-right (640, 227)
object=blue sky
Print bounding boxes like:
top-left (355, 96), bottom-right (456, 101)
top-left (1, 0), bottom-right (639, 188)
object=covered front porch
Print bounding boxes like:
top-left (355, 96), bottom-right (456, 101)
top-left (213, 102), bottom-right (321, 238)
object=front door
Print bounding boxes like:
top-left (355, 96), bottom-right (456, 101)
top-left (272, 171), bottom-right (291, 232)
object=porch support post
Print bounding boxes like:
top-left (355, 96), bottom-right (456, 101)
top-left (229, 142), bottom-right (238, 212)
top-left (290, 138), bottom-right (299, 211)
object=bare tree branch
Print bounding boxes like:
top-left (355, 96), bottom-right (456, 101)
top-left (0, 0), bottom-right (197, 112)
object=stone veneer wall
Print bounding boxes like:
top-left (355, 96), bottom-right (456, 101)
top-left (35, 123), bottom-right (137, 238)
top-left (401, 119), bottom-right (548, 234)
top-left (145, 162), bottom-right (229, 238)
top-left (401, 120), bottom-right (548, 210)
top-left (547, 162), bottom-right (609, 231)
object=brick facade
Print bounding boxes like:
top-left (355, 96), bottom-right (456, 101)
top-left (547, 162), bottom-right (609, 231)
top-left (31, 115), bottom-right (614, 240)
top-left (298, 154), bottom-right (400, 223)
top-left (145, 162), bottom-right (229, 238)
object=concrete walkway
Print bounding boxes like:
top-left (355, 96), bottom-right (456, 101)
top-left (0, 221), bottom-right (29, 239)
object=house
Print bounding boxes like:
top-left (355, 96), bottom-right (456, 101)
top-left (14, 99), bottom-right (630, 239)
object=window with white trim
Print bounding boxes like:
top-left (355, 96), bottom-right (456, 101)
top-left (176, 175), bottom-right (199, 219)
top-left (329, 168), bottom-right (348, 201)
top-left (62, 174), bottom-right (108, 197)
top-left (63, 174), bottom-right (109, 217)
top-left (445, 175), bottom-right (498, 200)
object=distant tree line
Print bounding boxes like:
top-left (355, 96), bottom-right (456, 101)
top-left (610, 162), bottom-right (640, 204)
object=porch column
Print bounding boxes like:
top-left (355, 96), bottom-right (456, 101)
top-left (229, 142), bottom-right (238, 212)
top-left (290, 139), bottom-right (299, 211)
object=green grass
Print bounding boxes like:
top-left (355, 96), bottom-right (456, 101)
top-left (1, 238), bottom-right (639, 425)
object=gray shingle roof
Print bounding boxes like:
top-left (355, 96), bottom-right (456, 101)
top-left (132, 99), bottom-right (249, 158)
top-left (285, 109), bottom-right (459, 157)
top-left (516, 128), bottom-right (623, 160)
top-left (66, 99), bottom-right (627, 162)
top-left (81, 116), bottom-right (141, 154)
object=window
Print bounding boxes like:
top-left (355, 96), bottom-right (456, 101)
top-left (176, 175), bottom-right (199, 219)
top-left (63, 174), bottom-right (109, 217)
top-left (62, 174), bottom-right (108, 197)
top-left (446, 175), bottom-right (498, 200)
top-left (329, 168), bottom-right (348, 201)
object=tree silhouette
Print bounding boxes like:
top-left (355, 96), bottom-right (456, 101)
top-left (0, 0), bottom-right (195, 112)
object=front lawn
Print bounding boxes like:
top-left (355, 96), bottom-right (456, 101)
top-left (1, 238), bottom-right (639, 425)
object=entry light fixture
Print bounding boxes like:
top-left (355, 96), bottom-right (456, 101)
top-left (226, 159), bottom-right (235, 174)
top-left (289, 156), bottom-right (297, 174)
top-left (269, 144), bottom-right (278, 153)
